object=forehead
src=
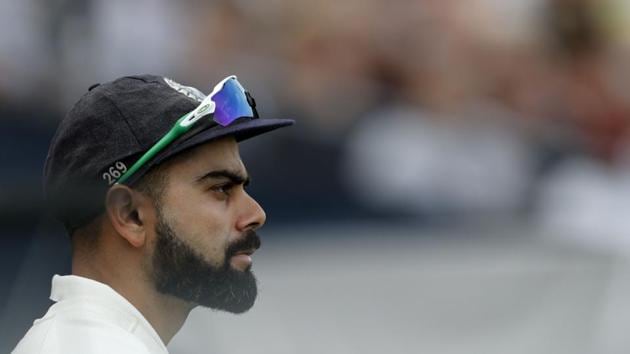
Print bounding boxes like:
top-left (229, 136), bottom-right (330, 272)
top-left (162, 137), bottom-right (244, 179)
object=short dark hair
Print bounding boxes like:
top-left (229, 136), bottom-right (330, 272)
top-left (133, 164), bottom-right (168, 206)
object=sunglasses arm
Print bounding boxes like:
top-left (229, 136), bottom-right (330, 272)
top-left (116, 116), bottom-right (191, 184)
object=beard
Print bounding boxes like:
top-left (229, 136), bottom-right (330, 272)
top-left (150, 209), bottom-right (261, 314)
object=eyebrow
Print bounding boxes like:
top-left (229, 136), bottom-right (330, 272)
top-left (196, 169), bottom-right (250, 186)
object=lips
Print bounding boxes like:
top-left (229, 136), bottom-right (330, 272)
top-left (226, 231), bottom-right (261, 265)
top-left (233, 248), bottom-right (256, 257)
top-left (230, 249), bottom-right (256, 271)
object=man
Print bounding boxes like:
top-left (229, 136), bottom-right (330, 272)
top-left (12, 74), bottom-right (294, 353)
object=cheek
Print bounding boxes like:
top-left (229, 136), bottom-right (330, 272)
top-left (161, 189), bottom-right (234, 265)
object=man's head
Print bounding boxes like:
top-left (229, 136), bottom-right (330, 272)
top-left (44, 74), bottom-right (293, 313)
top-left (106, 137), bottom-right (265, 313)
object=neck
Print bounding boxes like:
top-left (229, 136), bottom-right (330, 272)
top-left (131, 289), bottom-right (195, 344)
top-left (72, 258), bottom-right (195, 345)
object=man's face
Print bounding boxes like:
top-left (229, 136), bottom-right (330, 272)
top-left (146, 137), bottom-right (266, 313)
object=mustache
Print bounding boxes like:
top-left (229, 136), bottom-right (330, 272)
top-left (226, 230), bottom-right (261, 257)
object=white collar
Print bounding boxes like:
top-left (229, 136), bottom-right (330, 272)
top-left (50, 274), bottom-right (169, 354)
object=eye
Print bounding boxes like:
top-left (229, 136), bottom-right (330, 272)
top-left (210, 183), bottom-right (235, 198)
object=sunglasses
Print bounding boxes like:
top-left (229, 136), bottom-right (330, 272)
top-left (116, 75), bottom-right (257, 184)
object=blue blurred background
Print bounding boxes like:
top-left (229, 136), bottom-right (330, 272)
top-left (3, 0), bottom-right (630, 353)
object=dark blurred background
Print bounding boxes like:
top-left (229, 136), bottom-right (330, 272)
top-left (3, 0), bottom-right (630, 353)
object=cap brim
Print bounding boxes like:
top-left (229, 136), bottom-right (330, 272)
top-left (167, 117), bottom-right (294, 156)
top-left (124, 118), bottom-right (294, 185)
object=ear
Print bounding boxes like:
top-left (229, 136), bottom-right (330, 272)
top-left (105, 184), bottom-right (153, 248)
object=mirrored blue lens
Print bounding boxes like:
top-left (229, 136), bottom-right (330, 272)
top-left (212, 78), bottom-right (255, 126)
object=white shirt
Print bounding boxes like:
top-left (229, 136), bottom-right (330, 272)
top-left (12, 275), bottom-right (169, 354)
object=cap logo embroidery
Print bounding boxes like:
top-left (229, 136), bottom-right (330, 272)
top-left (164, 77), bottom-right (205, 103)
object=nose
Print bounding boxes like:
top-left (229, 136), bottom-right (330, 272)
top-left (236, 190), bottom-right (267, 232)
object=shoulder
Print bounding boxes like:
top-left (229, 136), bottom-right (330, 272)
top-left (12, 309), bottom-right (153, 354)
